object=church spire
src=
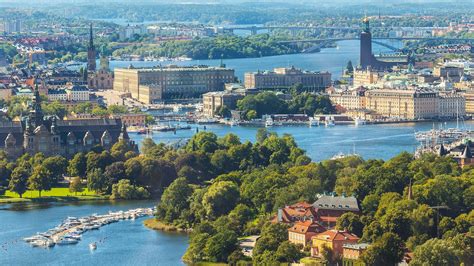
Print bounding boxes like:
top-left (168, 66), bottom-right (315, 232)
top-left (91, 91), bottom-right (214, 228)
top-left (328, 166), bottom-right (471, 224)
top-left (87, 23), bottom-right (97, 71)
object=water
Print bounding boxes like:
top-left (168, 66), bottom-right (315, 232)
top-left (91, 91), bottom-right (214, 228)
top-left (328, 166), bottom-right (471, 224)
top-left (108, 40), bottom-right (401, 80)
top-left (133, 120), bottom-right (474, 162)
top-left (0, 201), bottom-right (188, 265)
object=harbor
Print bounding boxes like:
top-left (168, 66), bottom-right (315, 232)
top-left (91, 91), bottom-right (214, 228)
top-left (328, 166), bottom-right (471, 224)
top-left (23, 208), bottom-right (154, 249)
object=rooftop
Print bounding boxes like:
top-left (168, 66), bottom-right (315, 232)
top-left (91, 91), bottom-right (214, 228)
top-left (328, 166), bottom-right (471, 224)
top-left (313, 194), bottom-right (360, 212)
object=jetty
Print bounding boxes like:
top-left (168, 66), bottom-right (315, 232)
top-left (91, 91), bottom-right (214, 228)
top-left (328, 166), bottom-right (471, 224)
top-left (23, 208), bottom-right (154, 248)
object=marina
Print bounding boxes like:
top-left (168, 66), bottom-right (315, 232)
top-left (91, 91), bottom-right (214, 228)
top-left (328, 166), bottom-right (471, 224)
top-left (23, 208), bottom-right (154, 249)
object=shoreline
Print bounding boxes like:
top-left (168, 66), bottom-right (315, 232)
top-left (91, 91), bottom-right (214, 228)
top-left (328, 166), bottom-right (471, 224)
top-left (0, 195), bottom-right (110, 204)
top-left (143, 218), bottom-right (191, 233)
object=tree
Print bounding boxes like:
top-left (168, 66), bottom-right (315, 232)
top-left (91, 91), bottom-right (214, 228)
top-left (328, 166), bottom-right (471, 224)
top-left (28, 165), bottom-right (52, 197)
top-left (141, 138), bottom-right (157, 155)
top-left (156, 177), bottom-right (193, 223)
top-left (8, 165), bottom-right (29, 198)
top-left (42, 156), bottom-right (68, 185)
top-left (346, 60), bottom-right (354, 75)
top-left (336, 212), bottom-right (364, 237)
top-left (87, 168), bottom-right (108, 194)
top-left (256, 128), bottom-right (269, 143)
top-left (104, 161), bottom-right (126, 188)
top-left (275, 241), bottom-right (303, 263)
top-left (411, 238), bottom-right (460, 266)
top-left (202, 181), bottom-right (240, 219)
top-left (68, 152), bottom-right (87, 178)
top-left (204, 229), bottom-right (238, 262)
top-left (111, 179), bottom-right (150, 200)
top-left (360, 233), bottom-right (404, 266)
top-left (69, 176), bottom-right (84, 196)
top-left (216, 105), bottom-right (231, 118)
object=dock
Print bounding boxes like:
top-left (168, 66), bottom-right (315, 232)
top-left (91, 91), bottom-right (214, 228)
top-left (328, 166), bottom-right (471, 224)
top-left (23, 208), bottom-right (154, 248)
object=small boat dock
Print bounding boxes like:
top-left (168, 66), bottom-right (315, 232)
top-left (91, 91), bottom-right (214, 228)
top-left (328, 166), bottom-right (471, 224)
top-left (23, 208), bottom-right (154, 248)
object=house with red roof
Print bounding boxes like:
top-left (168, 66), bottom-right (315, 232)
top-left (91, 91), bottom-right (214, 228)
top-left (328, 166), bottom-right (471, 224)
top-left (311, 230), bottom-right (360, 258)
top-left (288, 220), bottom-right (326, 247)
top-left (272, 201), bottom-right (317, 224)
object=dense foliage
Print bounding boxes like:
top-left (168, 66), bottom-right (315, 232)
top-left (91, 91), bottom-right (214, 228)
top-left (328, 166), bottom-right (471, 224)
top-left (151, 131), bottom-right (473, 264)
top-left (237, 90), bottom-right (335, 120)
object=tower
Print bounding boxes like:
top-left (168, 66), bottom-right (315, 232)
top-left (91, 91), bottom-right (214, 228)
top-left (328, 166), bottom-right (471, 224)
top-left (87, 23), bottom-right (96, 71)
top-left (29, 85), bottom-right (44, 128)
top-left (360, 16), bottom-right (373, 69)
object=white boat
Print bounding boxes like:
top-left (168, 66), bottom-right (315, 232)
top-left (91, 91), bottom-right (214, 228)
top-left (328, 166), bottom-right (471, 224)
top-left (89, 242), bottom-right (97, 250)
top-left (325, 119), bottom-right (335, 127)
top-left (354, 118), bottom-right (366, 125)
top-left (196, 118), bottom-right (218, 124)
top-left (265, 118), bottom-right (274, 127)
top-left (309, 117), bottom-right (319, 127)
top-left (56, 238), bottom-right (79, 245)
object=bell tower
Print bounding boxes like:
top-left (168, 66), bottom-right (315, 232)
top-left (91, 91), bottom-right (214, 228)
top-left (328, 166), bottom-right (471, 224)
top-left (360, 16), bottom-right (373, 69)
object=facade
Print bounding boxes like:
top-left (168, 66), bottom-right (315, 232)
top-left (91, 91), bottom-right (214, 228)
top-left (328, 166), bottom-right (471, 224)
top-left (1, 88), bottom-right (135, 159)
top-left (66, 86), bottom-right (90, 101)
top-left (464, 89), bottom-right (474, 115)
top-left (202, 91), bottom-right (245, 117)
top-left (353, 69), bottom-right (382, 87)
top-left (311, 230), bottom-right (360, 258)
top-left (288, 220), bottom-right (326, 247)
top-left (438, 92), bottom-right (465, 118)
top-left (47, 88), bottom-right (68, 101)
top-left (342, 243), bottom-right (370, 266)
top-left (329, 88), bottom-right (366, 111)
top-left (365, 89), bottom-right (439, 120)
top-left (433, 66), bottom-right (464, 79)
top-left (0, 85), bottom-right (12, 100)
top-left (113, 114), bottom-right (147, 127)
top-left (244, 66), bottom-right (331, 91)
top-left (113, 65), bottom-right (235, 103)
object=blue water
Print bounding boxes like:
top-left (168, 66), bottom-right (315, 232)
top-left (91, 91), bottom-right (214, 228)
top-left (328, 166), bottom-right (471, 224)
top-left (0, 201), bottom-right (188, 266)
top-left (131, 121), bottom-right (474, 162)
top-left (107, 40), bottom-right (400, 81)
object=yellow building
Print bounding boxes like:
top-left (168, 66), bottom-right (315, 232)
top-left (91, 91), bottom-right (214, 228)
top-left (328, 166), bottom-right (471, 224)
top-left (353, 69), bottom-right (382, 87)
top-left (464, 89), bottom-right (474, 115)
top-left (113, 65), bottom-right (235, 103)
top-left (365, 89), bottom-right (438, 120)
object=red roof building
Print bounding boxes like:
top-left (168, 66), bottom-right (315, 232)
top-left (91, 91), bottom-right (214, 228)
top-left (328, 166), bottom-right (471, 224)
top-left (288, 220), bottom-right (326, 247)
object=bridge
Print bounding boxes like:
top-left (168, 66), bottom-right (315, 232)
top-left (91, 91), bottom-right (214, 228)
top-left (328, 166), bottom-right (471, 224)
top-left (221, 25), bottom-right (448, 36)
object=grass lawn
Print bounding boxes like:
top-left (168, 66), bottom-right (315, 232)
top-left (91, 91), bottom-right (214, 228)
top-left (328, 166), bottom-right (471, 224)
top-left (143, 218), bottom-right (189, 233)
top-left (1, 188), bottom-right (108, 203)
top-left (300, 257), bottom-right (326, 266)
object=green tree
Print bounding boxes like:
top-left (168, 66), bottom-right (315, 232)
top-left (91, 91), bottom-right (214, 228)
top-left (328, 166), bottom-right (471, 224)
top-left (156, 177), bottom-right (193, 223)
top-left (68, 152), bottom-right (87, 177)
top-left (275, 241), bottom-right (303, 263)
top-left (360, 233), bottom-right (404, 266)
top-left (336, 212), bottom-right (364, 237)
top-left (204, 229), bottom-right (238, 262)
top-left (411, 238), bottom-right (460, 266)
top-left (202, 181), bottom-right (240, 219)
top-left (69, 176), bottom-right (84, 196)
top-left (111, 179), bottom-right (150, 199)
top-left (28, 165), bottom-right (52, 197)
top-left (42, 156), bottom-right (68, 185)
top-left (8, 165), bottom-right (29, 198)
top-left (87, 168), bottom-right (108, 194)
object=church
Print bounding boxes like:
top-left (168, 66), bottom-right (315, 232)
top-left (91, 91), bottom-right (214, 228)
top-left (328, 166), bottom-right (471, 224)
top-left (0, 88), bottom-right (136, 159)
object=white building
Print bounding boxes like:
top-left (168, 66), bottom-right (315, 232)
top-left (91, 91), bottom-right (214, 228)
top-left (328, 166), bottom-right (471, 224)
top-left (47, 88), bottom-right (68, 101)
top-left (439, 92), bottom-right (465, 119)
top-left (66, 86), bottom-right (90, 101)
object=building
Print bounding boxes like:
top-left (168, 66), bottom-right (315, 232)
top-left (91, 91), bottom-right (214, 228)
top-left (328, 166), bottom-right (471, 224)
top-left (244, 66), bottom-right (331, 91)
top-left (28, 51), bottom-right (47, 66)
top-left (113, 113), bottom-right (147, 127)
top-left (47, 88), bottom-right (68, 101)
top-left (0, 84), bottom-right (12, 100)
top-left (87, 24), bottom-right (96, 72)
top-left (433, 66), bottom-right (464, 79)
top-left (438, 92), bottom-right (465, 119)
top-left (113, 65), bottom-right (235, 103)
top-left (311, 230), bottom-right (360, 258)
top-left (353, 69), bottom-right (382, 87)
top-left (359, 17), bottom-right (408, 70)
top-left (273, 201), bottom-right (318, 224)
top-left (288, 220), bottom-right (326, 247)
top-left (88, 56), bottom-right (114, 90)
top-left (3, 19), bottom-right (21, 34)
top-left (464, 89), bottom-right (474, 115)
top-left (202, 90), bottom-right (245, 117)
top-left (342, 243), bottom-right (370, 266)
top-left (66, 85), bottom-right (90, 101)
top-left (365, 89), bottom-right (439, 120)
top-left (329, 88), bottom-right (366, 111)
top-left (312, 195), bottom-right (360, 228)
top-left (0, 88), bottom-right (136, 159)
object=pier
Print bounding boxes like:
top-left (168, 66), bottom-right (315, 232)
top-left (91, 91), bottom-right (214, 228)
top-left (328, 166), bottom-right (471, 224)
top-left (23, 208), bottom-right (154, 248)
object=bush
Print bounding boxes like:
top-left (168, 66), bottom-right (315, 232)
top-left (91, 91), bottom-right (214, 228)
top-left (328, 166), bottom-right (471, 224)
top-left (111, 179), bottom-right (150, 200)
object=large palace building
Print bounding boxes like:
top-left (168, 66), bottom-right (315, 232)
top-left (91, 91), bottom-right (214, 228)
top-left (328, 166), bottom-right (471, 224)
top-left (359, 17), bottom-right (409, 70)
top-left (0, 88), bottom-right (135, 159)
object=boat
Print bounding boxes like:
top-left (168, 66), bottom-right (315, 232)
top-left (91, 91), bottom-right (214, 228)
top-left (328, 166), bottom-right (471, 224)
top-left (354, 118), bottom-right (367, 125)
top-left (89, 242), bottom-right (97, 250)
top-left (325, 119), bottom-right (335, 127)
top-left (56, 238), bottom-right (79, 245)
top-left (309, 117), bottom-right (319, 127)
top-left (265, 118), bottom-right (274, 127)
top-left (196, 118), bottom-right (218, 124)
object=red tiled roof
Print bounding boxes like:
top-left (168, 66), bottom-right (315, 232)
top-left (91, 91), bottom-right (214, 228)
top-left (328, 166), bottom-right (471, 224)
top-left (313, 230), bottom-right (360, 242)
top-left (288, 220), bottom-right (326, 234)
